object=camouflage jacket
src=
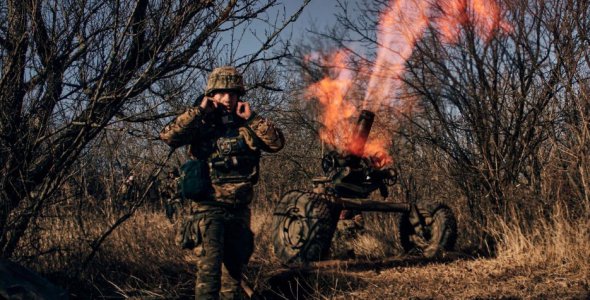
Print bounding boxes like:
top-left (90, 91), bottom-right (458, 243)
top-left (160, 106), bottom-right (284, 206)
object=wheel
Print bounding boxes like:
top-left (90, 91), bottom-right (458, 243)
top-left (398, 202), bottom-right (457, 258)
top-left (271, 191), bottom-right (340, 264)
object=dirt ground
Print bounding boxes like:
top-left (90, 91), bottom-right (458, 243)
top-left (253, 253), bottom-right (590, 299)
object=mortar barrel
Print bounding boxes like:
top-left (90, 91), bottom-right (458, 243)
top-left (349, 110), bottom-right (375, 156)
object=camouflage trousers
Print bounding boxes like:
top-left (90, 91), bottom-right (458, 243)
top-left (192, 205), bottom-right (254, 300)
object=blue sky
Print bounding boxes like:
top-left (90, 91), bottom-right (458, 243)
top-left (228, 0), bottom-right (347, 59)
top-left (284, 0), bottom-right (342, 35)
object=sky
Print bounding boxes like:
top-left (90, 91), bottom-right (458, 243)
top-left (229, 0), bottom-right (348, 59)
top-left (284, 0), bottom-right (343, 35)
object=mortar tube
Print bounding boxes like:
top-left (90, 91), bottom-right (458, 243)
top-left (349, 110), bottom-right (375, 157)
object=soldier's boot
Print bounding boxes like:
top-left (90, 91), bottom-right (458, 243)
top-left (219, 264), bottom-right (244, 300)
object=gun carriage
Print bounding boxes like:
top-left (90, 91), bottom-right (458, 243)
top-left (271, 110), bottom-right (457, 263)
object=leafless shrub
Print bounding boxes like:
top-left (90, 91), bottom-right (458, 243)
top-left (293, 0), bottom-right (590, 255)
top-left (0, 0), bottom-right (309, 260)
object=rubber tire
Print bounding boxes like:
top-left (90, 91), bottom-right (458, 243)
top-left (399, 202), bottom-right (457, 258)
top-left (271, 191), bottom-right (340, 264)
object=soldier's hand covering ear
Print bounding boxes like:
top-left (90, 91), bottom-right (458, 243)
top-left (199, 96), bottom-right (218, 115)
top-left (236, 101), bottom-right (252, 120)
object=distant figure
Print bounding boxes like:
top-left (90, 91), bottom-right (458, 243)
top-left (331, 209), bottom-right (366, 259)
top-left (119, 173), bottom-right (137, 206)
top-left (160, 169), bottom-right (181, 220)
top-left (160, 66), bottom-right (285, 299)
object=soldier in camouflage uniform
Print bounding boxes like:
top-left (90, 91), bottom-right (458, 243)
top-left (160, 66), bottom-right (285, 299)
top-left (160, 169), bottom-right (180, 220)
top-left (119, 173), bottom-right (137, 207)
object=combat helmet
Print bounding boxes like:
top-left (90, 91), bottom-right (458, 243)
top-left (205, 66), bottom-right (245, 96)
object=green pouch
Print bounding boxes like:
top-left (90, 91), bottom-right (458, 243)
top-left (175, 217), bottom-right (202, 250)
top-left (178, 159), bottom-right (211, 200)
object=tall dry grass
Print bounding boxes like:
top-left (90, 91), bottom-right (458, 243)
top-left (17, 203), bottom-right (195, 298)
top-left (490, 202), bottom-right (589, 277)
top-left (16, 188), bottom-right (589, 298)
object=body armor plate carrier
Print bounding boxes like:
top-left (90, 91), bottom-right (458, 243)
top-left (209, 136), bottom-right (260, 184)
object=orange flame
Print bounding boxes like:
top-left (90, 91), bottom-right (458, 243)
top-left (438, 0), bottom-right (469, 43)
top-left (364, 0), bottom-right (430, 111)
top-left (305, 50), bottom-right (363, 154)
top-left (438, 0), bottom-right (512, 43)
top-left (305, 0), bottom-right (511, 165)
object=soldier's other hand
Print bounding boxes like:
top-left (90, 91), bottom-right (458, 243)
top-left (236, 101), bottom-right (251, 120)
top-left (199, 96), bottom-right (217, 114)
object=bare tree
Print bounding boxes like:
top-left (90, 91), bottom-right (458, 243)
top-left (289, 0), bottom-right (590, 242)
top-left (403, 0), bottom-right (589, 219)
top-left (0, 0), bottom-right (308, 258)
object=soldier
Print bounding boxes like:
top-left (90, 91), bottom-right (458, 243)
top-left (160, 169), bottom-right (181, 220)
top-left (119, 172), bottom-right (137, 207)
top-left (160, 66), bottom-right (285, 299)
top-left (331, 209), bottom-right (365, 259)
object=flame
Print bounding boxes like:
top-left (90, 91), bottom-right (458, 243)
top-left (471, 0), bottom-right (513, 40)
top-left (365, 138), bottom-right (394, 166)
top-left (364, 0), bottom-right (430, 111)
top-left (438, 0), bottom-right (512, 43)
top-left (305, 50), bottom-right (360, 152)
top-left (438, 0), bottom-right (469, 44)
top-left (305, 0), bottom-right (511, 164)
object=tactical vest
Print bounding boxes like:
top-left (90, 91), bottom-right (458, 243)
top-left (208, 134), bottom-right (260, 184)
top-left (187, 112), bottom-right (260, 186)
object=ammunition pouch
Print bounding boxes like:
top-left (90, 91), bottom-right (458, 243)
top-left (175, 215), bottom-right (202, 250)
top-left (178, 159), bottom-right (212, 200)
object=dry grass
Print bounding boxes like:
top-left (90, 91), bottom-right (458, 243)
top-left (492, 204), bottom-right (590, 271)
top-left (19, 206), bottom-right (195, 298)
top-left (339, 203), bottom-right (590, 299)
top-left (246, 200), bottom-right (589, 299)
top-left (18, 198), bottom-right (590, 299)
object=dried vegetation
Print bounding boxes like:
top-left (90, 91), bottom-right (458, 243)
top-left (2, 0), bottom-right (590, 299)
